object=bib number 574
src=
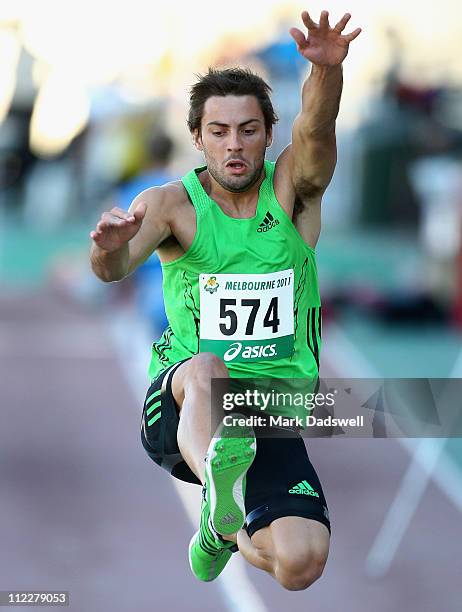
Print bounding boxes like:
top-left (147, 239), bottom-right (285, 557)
top-left (219, 297), bottom-right (280, 336)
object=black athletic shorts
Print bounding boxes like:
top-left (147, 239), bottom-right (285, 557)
top-left (141, 360), bottom-right (331, 536)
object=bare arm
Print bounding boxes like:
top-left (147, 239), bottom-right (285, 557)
top-left (289, 62), bottom-right (342, 248)
top-left (291, 62), bottom-right (341, 200)
top-left (275, 10), bottom-right (361, 248)
top-left (90, 187), bottom-right (172, 282)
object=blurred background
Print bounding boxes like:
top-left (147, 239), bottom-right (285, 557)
top-left (1, 0), bottom-right (461, 610)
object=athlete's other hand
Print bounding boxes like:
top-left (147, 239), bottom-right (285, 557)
top-left (289, 10), bottom-right (361, 67)
top-left (90, 202), bottom-right (147, 252)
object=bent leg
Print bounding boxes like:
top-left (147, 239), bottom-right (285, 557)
top-left (171, 352), bottom-right (229, 483)
top-left (235, 432), bottom-right (331, 588)
top-left (243, 517), bottom-right (330, 590)
top-left (172, 354), bottom-right (257, 581)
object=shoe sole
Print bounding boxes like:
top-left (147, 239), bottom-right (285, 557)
top-left (206, 418), bottom-right (256, 536)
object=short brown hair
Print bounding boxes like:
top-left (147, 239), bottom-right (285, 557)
top-left (187, 67), bottom-right (278, 135)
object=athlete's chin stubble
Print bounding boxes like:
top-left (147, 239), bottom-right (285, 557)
top-left (205, 153), bottom-right (266, 194)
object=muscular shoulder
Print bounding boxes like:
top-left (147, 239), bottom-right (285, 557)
top-left (130, 178), bottom-right (196, 259)
top-left (273, 145), bottom-right (322, 248)
top-left (130, 180), bottom-right (190, 223)
top-left (273, 145), bottom-right (323, 218)
top-left (273, 145), bottom-right (296, 217)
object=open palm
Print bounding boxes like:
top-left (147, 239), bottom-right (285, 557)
top-left (90, 203), bottom-right (146, 253)
top-left (290, 10), bottom-right (361, 67)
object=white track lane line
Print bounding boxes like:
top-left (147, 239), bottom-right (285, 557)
top-left (323, 322), bottom-right (462, 578)
top-left (107, 309), bottom-right (267, 612)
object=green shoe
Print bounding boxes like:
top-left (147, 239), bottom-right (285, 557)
top-left (205, 416), bottom-right (257, 536)
top-left (188, 487), bottom-right (235, 582)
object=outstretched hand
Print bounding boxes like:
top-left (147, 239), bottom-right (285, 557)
top-left (90, 201), bottom-right (147, 252)
top-left (289, 10), bottom-right (361, 66)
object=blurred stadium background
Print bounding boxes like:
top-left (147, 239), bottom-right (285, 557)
top-left (1, 1), bottom-right (461, 610)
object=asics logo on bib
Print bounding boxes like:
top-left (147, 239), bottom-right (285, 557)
top-left (223, 342), bottom-right (277, 362)
top-left (257, 211), bottom-right (280, 233)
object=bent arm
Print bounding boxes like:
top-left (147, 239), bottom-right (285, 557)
top-left (90, 187), bottom-right (172, 282)
top-left (91, 240), bottom-right (130, 283)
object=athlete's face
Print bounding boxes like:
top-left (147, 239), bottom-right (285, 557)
top-left (193, 95), bottom-right (272, 193)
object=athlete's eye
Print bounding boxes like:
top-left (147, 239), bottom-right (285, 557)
top-left (243, 129), bottom-right (255, 135)
top-left (212, 131), bottom-right (224, 137)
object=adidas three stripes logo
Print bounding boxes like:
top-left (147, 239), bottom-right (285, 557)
top-left (145, 389), bottom-right (161, 426)
top-left (288, 480), bottom-right (320, 497)
top-left (257, 211), bottom-right (280, 233)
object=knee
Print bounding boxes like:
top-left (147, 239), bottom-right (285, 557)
top-left (188, 352), bottom-right (228, 382)
top-left (275, 547), bottom-right (327, 591)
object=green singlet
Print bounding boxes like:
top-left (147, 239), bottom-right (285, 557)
top-left (148, 160), bottom-right (321, 385)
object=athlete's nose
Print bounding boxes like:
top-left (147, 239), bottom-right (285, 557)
top-left (227, 131), bottom-right (243, 152)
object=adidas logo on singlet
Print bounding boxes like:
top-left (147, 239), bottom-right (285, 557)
top-left (257, 211), bottom-right (280, 233)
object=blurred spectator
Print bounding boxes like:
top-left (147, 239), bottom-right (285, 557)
top-left (0, 45), bottom-right (37, 218)
top-left (115, 130), bottom-right (177, 335)
top-left (0, 107), bottom-right (37, 217)
top-left (410, 155), bottom-right (462, 322)
top-left (356, 28), bottom-right (462, 229)
top-left (117, 131), bottom-right (175, 205)
top-left (247, 22), bottom-right (307, 159)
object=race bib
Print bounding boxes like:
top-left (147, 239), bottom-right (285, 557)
top-left (199, 269), bottom-right (294, 363)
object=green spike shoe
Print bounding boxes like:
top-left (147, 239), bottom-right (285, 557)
top-left (205, 417), bottom-right (257, 536)
top-left (188, 486), bottom-right (236, 582)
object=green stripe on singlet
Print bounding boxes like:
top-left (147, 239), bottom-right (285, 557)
top-left (146, 389), bottom-right (161, 407)
top-left (147, 411), bottom-right (161, 426)
top-left (146, 399), bottom-right (161, 416)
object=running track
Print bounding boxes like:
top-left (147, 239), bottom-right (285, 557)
top-left (1, 288), bottom-right (460, 611)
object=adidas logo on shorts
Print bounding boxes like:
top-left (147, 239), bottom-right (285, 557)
top-left (288, 480), bottom-right (320, 497)
top-left (257, 211), bottom-right (280, 233)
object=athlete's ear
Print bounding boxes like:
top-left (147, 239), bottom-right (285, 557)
top-left (266, 128), bottom-right (273, 148)
top-left (192, 128), bottom-right (203, 151)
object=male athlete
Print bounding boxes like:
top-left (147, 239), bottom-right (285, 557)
top-left (90, 10), bottom-right (361, 590)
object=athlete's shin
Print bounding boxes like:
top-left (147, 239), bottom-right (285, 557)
top-left (175, 353), bottom-right (229, 482)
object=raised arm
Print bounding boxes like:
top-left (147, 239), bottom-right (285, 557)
top-left (90, 187), bottom-right (172, 282)
top-left (275, 10), bottom-right (361, 247)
